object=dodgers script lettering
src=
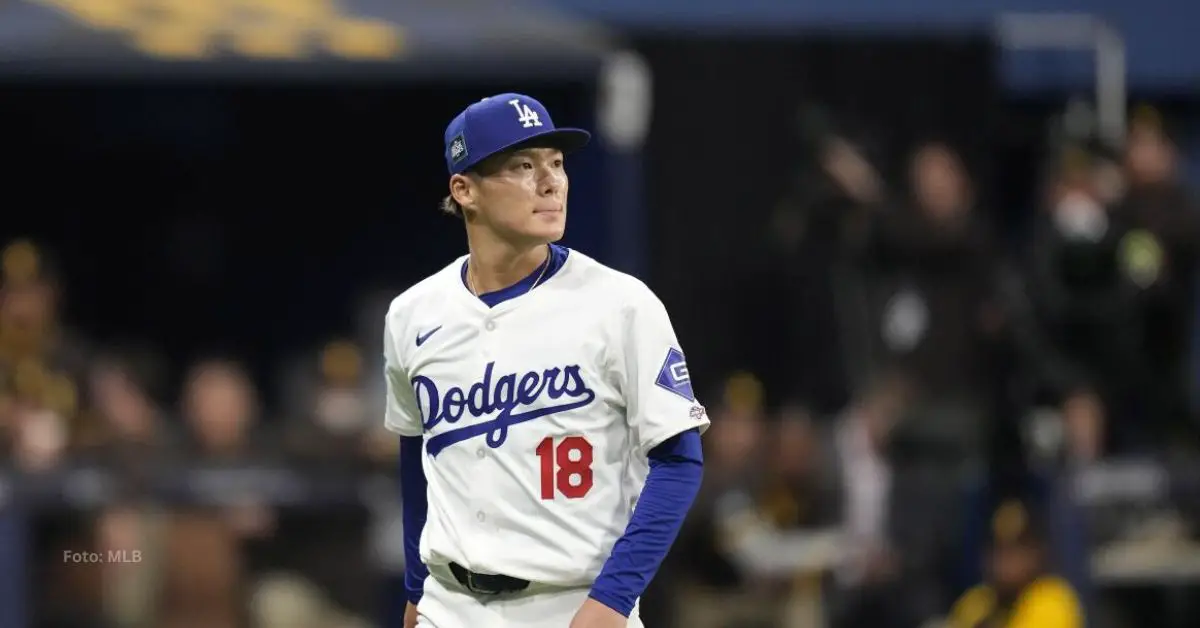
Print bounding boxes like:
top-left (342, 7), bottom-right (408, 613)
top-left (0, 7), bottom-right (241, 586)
top-left (414, 362), bottom-right (596, 456)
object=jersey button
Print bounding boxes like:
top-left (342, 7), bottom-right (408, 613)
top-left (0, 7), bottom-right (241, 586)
top-left (476, 448), bottom-right (486, 459)
top-left (476, 511), bottom-right (486, 522)
top-left (484, 321), bottom-right (496, 331)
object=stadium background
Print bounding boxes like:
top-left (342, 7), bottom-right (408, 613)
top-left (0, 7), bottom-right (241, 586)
top-left (0, 0), bottom-right (1198, 626)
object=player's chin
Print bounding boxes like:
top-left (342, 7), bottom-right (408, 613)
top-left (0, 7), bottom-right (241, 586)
top-left (529, 210), bottom-right (566, 237)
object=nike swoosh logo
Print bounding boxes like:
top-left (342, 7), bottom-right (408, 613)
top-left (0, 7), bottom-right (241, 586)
top-left (416, 326), bottom-right (443, 347)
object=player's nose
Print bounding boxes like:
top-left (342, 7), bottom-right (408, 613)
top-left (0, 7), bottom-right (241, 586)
top-left (538, 172), bottom-right (564, 197)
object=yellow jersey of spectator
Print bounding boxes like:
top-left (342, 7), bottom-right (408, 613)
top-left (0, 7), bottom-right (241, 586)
top-left (949, 573), bottom-right (1083, 628)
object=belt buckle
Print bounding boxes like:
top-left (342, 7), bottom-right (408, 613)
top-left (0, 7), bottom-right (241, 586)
top-left (466, 572), bottom-right (498, 595)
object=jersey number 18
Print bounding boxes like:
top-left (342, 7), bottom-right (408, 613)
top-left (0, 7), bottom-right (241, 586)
top-left (536, 436), bottom-right (594, 500)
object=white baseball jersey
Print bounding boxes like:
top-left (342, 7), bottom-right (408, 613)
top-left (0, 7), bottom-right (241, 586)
top-left (383, 249), bottom-right (709, 586)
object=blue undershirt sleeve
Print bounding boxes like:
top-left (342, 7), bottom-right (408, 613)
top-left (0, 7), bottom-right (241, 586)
top-left (399, 436), bottom-right (430, 606)
top-left (588, 428), bottom-right (704, 617)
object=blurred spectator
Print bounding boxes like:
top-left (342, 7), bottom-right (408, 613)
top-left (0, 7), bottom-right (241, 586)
top-left (1024, 139), bottom-right (1183, 454)
top-left (1115, 108), bottom-right (1199, 447)
top-left (0, 240), bottom-right (57, 364)
top-left (741, 130), bottom-right (887, 415)
top-left (276, 344), bottom-right (388, 618)
top-left (948, 500), bottom-right (1083, 628)
top-left (760, 405), bottom-right (842, 627)
top-left (0, 239), bottom-right (94, 474)
top-left (763, 405), bottom-right (840, 528)
top-left (0, 239), bottom-right (89, 377)
top-left (94, 504), bottom-right (168, 628)
top-left (73, 350), bottom-right (177, 476)
top-left (156, 358), bottom-right (275, 627)
top-left (703, 373), bottom-right (770, 509)
top-left (69, 351), bottom-right (176, 627)
top-left (864, 142), bottom-right (1000, 461)
top-left (669, 373), bottom-right (778, 628)
top-left (182, 358), bottom-right (274, 464)
top-left (829, 374), bottom-right (949, 628)
top-left (1059, 390), bottom-right (1105, 466)
top-left (8, 359), bottom-right (73, 472)
top-left (835, 377), bottom-right (907, 587)
top-left (283, 339), bottom-right (396, 468)
top-left (158, 509), bottom-right (246, 628)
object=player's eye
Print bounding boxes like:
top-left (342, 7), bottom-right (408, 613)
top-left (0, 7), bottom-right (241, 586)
top-left (552, 159), bottom-right (564, 169)
top-left (518, 160), bottom-right (534, 170)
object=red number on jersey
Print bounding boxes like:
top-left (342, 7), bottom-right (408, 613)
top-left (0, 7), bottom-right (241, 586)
top-left (536, 436), bottom-right (594, 500)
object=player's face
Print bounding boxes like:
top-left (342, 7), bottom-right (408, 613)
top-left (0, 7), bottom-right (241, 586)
top-left (465, 147), bottom-right (569, 245)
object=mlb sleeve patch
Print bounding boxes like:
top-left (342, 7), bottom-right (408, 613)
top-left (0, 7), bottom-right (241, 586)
top-left (654, 347), bottom-right (693, 402)
top-left (618, 286), bottom-right (708, 455)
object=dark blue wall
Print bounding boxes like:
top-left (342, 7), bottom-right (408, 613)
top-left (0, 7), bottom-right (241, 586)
top-left (545, 0), bottom-right (1199, 92)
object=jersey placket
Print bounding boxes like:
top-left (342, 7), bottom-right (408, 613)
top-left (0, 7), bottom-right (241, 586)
top-left (469, 309), bottom-right (502, 545)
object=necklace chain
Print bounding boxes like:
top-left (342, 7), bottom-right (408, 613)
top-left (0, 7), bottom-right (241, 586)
top-left (468, 246), bottom-right (551, 297)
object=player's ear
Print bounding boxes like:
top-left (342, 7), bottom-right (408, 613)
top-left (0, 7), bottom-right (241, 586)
top-left (449, 173), bottom-right (477, 213)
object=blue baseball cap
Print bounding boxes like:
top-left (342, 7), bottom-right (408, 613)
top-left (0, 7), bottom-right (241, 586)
top-left (444, 93), bottom-right (591, 175)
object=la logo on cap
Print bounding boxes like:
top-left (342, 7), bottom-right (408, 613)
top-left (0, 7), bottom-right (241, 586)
top-left (508, 99), bottom-right (543, 129)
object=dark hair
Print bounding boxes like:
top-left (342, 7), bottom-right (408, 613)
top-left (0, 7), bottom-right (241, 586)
top-left (439, 195), bottom-right (464, 219)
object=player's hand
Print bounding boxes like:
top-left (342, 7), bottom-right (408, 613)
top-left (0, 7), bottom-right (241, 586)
top-left (568, 598), bottom-right (626, 628)
top-left (403, 601), bottom-right (419, 628)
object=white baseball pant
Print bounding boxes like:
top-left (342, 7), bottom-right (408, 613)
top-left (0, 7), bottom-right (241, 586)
top-left (416, 570), bottom-right (645, 628)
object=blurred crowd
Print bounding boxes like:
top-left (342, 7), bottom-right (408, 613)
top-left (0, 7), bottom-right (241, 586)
top-left (664, 106), bottom-right (1200, 628)
top-left (1, 105), bottom-right (1198, 628)
top-left (0, 239), bottom-right (399, 627)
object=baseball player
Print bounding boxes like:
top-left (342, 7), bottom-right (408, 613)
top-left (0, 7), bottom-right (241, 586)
top-left (383, 93), bottom-right (708, 628)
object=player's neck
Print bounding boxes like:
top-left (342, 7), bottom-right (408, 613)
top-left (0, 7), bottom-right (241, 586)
top-left (466, 238), bottom-right (550, 295)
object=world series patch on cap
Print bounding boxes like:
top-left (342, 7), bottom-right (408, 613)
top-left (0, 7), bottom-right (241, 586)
top-left (443, 93), bottom-right (591, 175)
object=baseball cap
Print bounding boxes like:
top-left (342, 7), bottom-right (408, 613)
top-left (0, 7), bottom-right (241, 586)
top-left (444, 93), bottom-right (591, 175)
top-left (989, 499), bottom-right (1044, 549)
